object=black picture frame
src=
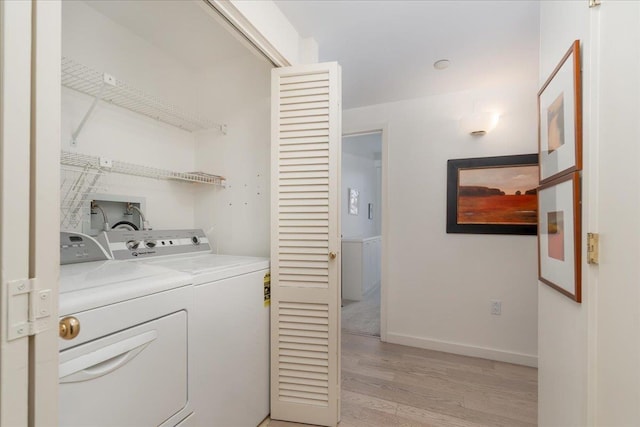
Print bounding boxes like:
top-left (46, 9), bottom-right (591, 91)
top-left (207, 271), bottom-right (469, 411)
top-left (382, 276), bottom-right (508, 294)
top-left (446, 154), bottom-right (539, 235)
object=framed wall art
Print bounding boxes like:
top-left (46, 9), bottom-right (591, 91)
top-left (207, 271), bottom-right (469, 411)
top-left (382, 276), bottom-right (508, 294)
top-left (538, 39), bottom-right (582, 183)
top-left (348, 188), bottom-right (359, 215)
top-left (538, 172), bottom-right (581, 302)
top-left (446, 154), bottom-right (539, 235)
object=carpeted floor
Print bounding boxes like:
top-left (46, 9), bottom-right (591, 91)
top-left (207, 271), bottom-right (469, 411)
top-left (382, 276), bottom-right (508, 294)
top-left (341, 283), bottom-right (380, 336)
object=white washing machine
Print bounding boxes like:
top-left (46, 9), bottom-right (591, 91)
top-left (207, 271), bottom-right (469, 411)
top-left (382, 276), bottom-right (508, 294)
top-left (100, 229), bottom-right (270, 427)
top-left (59, 232), bottom-right (195, 427)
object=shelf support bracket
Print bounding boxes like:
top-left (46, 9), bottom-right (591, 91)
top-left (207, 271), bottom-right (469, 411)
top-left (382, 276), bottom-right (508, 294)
top-left (70, 73), bottom-right (116, 147)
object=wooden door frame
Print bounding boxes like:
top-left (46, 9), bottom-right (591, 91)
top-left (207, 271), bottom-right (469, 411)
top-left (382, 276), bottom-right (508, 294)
top-left (0, 1), bottom-right (61, 425)
top-left (29, 1), bottom-right (61, 424)
top-left (0, 1), bottom-right (34, 424)
top-left (342, 124), bottom-right (389, 341)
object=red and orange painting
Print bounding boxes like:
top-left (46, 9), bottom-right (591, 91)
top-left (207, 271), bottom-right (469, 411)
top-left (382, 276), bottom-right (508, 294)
top-left (457, 165), bottom-right (538, 225)
top-left (547, 211), bottom-right (565, 261)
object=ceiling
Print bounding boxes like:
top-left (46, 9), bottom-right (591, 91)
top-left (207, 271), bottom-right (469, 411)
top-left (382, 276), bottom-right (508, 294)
top-left (274, 0), bottom-right (540, 109)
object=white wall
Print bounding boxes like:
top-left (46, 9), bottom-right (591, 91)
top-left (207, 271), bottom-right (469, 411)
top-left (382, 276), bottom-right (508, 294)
top-left (62, 1), bottom-right (198, 231)
top-left (342, 134), bottom-right (381, 238)
top-left (538, 2), bottom-right (591, 425)
top-left (539, 3), bottom-right (640, 426)
top-left (193, 54), bottom-right (272, 257)
top-left (344, 81), bottom-right (539, 366)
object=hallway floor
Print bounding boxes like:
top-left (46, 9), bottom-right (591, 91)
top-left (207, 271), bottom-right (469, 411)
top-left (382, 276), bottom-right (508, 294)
top-left (341, 284), bottom-right (380, 336)
top-left (263, 333), bottom-right (537, 427)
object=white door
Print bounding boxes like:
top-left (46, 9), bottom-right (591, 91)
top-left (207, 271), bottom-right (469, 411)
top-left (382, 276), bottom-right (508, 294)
top-left (592, 1), bottom-right (640, 423)
top-left (0, 0), bottom-right (60, 425)
top-left (270, 62), bottom-right (342, 426)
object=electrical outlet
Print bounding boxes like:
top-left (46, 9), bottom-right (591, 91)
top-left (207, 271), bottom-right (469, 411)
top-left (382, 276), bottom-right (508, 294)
top-left (490, 300), bottom-right (502, 315)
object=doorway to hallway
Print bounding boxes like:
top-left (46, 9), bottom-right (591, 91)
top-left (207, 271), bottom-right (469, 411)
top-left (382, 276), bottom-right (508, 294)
top-left (341, 131), bottom-right (382, 336)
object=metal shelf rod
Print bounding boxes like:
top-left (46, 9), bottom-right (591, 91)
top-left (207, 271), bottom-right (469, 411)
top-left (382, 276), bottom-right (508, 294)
top-left (71, 81), bottom-right (107, 147)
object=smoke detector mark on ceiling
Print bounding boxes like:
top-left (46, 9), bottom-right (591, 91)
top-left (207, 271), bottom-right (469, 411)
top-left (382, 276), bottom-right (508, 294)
top-left (433, 59), bottom-right (450, 70)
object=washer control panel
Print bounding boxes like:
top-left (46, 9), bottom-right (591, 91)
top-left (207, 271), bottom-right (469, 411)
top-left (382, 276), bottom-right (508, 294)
top-left (101, 229), bottom-right (211, 260)
top-left (60, 232), bottom-right (112, 265)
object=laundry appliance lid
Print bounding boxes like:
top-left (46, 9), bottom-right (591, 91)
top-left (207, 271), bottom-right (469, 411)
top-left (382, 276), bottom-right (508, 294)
top-left (59, 260), bottom-right (192, 315)
top-left (143, 253), bottom-right (269, 284)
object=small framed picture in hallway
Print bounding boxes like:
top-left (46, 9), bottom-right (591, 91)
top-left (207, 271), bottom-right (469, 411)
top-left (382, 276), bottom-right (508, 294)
top-left (348, 188), bottom-right (359, 215)
top-left (538, 40), bottom-right (582, 184)
top-left (447, 154), bottom-right (539, 235)
top-left (538, 172), bottom-right (581, 302)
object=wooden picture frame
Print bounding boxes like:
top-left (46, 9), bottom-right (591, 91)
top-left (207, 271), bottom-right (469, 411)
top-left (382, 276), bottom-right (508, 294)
top-left (446, 154), bottom-right (539, 235)
top-left (538, 40), bottom-right (582, 184)
top-left (538, 172), bottom-right (581, 302)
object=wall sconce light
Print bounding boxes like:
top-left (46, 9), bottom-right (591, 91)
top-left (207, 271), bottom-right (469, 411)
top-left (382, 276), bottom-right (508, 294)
top-left (460, 111), bottom-right (500, 136)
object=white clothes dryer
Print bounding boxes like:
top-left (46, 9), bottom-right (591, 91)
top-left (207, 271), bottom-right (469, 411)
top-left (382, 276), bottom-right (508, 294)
top-left (59, 232), bottom-right (195, 427)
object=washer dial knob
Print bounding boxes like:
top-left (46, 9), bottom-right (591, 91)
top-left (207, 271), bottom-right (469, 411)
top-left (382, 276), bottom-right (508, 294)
top-left (126, 240), bottom-right (140, 251)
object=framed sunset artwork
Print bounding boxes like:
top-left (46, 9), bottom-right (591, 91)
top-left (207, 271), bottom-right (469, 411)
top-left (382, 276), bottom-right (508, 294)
top-left (446, 154), bottom-right (539, 235)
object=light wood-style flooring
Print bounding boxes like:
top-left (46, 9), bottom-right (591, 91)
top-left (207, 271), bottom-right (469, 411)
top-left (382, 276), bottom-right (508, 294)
top-left (341, 284), bottom-right (381, 337)
top-left (263, 332), bottom-right (537, 427)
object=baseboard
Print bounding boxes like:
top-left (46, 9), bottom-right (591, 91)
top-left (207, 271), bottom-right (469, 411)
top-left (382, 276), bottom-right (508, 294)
top-left (385, 332), bottom-right (538, 368)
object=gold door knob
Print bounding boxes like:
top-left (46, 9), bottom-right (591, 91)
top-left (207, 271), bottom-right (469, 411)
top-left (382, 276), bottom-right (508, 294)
top-left (59, 316), bottom-right (80, 340)
top-left (329, 251), bottom-right (337, 260)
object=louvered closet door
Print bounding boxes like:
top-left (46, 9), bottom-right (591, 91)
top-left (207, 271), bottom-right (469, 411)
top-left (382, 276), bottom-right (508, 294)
top-left (271, 62), bottom-right (341, 427)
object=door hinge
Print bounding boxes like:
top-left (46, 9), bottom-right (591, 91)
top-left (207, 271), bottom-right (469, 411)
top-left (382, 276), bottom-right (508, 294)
top-left (587, 233), bottom-right (600, 265)
top-left (7, 278), bottom-right (52, 341)
top-left (589, 0), bottom-right (601, 8)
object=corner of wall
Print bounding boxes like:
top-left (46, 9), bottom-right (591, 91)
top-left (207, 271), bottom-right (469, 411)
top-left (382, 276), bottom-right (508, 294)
top-left (299, 37), bottom-right (319, 64)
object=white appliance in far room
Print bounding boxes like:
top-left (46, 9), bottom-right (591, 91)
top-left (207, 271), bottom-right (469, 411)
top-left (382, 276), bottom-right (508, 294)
top-left (99, 229), bottom-right (270, 427)
top-left (59, 232), bottom-right (195, 427)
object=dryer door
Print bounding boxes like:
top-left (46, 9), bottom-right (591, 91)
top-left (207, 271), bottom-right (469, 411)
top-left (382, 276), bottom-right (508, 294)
top-left (59, 310), bottom-right (188, 427)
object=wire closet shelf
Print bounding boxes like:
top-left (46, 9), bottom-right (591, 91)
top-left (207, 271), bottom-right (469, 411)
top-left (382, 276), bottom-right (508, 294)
top-left (61, 56), bottom-right (226, 134)
top-left (60, 166), bottom-right (107, 230)
top-left (60, 151), bottom-right (226, 186)
top-left (59, 151), bottom-right (225, 229)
